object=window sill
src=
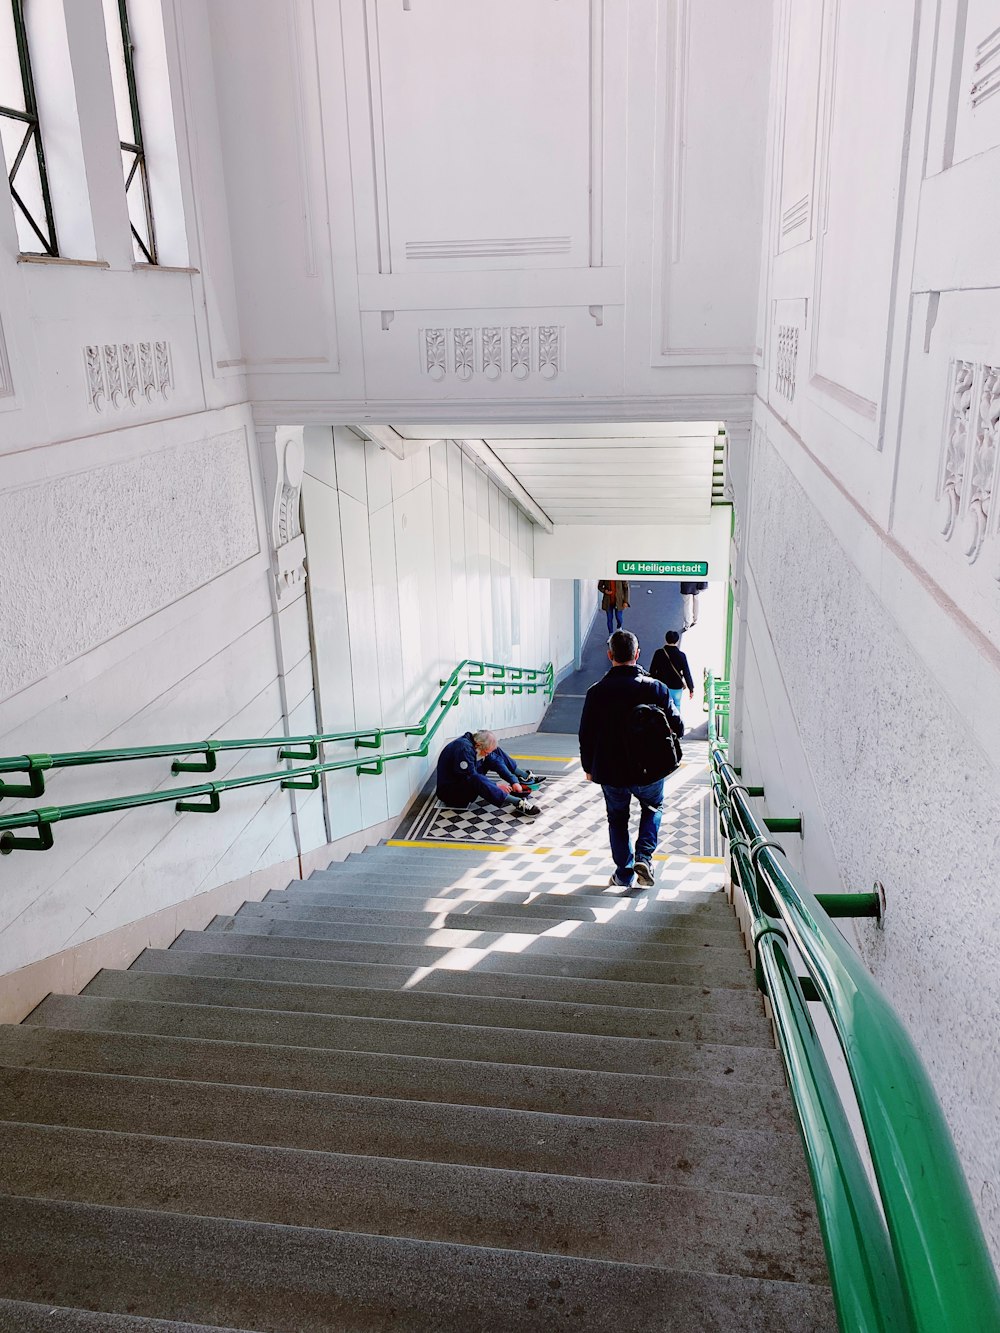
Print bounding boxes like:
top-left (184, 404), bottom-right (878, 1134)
top-left (17, 254), bottom-right (110, 268)
top-left (133, 262), bottom-right (200, 274)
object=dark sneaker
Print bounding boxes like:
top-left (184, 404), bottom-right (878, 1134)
top-left (512, 800), bottom-right (541, 818)
top-left (608, 873), bottom-right (633, 889)
top-left (522, 771), bottom-right (548, 786)
top-left (634, 861), bottom-right (655, 888)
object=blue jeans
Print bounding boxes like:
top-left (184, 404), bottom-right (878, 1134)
top-left (668, 688), bottom-right (684, 715)
top-left (601, 779), bottom-right (665, 885)
top-left (606, 607), bottom-right (623, 634)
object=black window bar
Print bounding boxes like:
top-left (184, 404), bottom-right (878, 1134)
top-left (115, 0), bottom-right (156, 264)
top-left (0, 0), bottom-right (58, 255)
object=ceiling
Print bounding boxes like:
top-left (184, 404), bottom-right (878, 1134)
top-left (393, 421), bottom-right (724, 526)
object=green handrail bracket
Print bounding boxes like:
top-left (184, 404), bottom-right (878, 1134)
top-left (704, 671), bottom-right (1000, 1333)
top-left (0, 657), bottom-right (553, 854)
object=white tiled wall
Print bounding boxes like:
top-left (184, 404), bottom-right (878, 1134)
top-left (302, 430), bottom-right (568, 830)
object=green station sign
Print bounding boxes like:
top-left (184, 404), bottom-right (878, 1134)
top-left (616, 560), bottom-right (708, 577)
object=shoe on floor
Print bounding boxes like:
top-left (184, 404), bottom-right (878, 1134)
top-left (634, 861), bottom-right (655, 887)
top-left (608, 872), bottom-right (633, 889)
top-left (512, 799), bottom-right (541, 818)
top-left (522, 771), bottom-right (548, 786)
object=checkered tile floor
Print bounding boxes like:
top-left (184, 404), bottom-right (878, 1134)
top-left (400, 738), bottom-right (722, 858)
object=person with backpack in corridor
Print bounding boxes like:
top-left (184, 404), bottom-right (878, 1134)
top-left (649, 629), bottom-right (694, 718)
top-left (578, 629), bottom-right (684, 891)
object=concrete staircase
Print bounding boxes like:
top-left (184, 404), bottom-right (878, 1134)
top-left (0, 843), bottom-right (836, 1331)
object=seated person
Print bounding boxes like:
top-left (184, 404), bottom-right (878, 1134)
top-left (435, 729), bottom-right (544, 818)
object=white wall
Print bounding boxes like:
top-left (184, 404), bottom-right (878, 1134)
top-left (204, 0), bottom-right (771, 428)
top-left (731, 0), bottom-right (1000, 1262)
top-left (0, 0), bottom-right (317, 983)
top-left (301, 432), bottom-right (562, 834)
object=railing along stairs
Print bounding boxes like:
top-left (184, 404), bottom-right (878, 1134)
top-left (0, 658), bottom-right (553, 855)
top-left (703, 670), bottom-right (1000, 1333)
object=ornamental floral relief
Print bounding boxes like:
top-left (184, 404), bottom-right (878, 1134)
top-left (940, 360), bottom-right (975, 540)
top-left (964, 364), bottom-right (1000, 564)
top-left (85, 339), bottom-right (174, 411)
top-left (419, 325), bottom-right (567, 381)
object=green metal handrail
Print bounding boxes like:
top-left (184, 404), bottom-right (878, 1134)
top-left (705, 672), bottom-right (1000, 1333)
top-left (0, 658), bottom-right (553, 854)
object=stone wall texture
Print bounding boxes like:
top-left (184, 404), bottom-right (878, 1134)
top-left (748, 436), bottom-right (1000, 1260)
top-left (2, 430), bottom-right (260, 700)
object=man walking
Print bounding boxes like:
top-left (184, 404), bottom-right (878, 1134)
top-left (436, 729), bottom-right (543, 819)
top-left (680, 579), bottom-right (708, 629)
top-left (579, 630), bottom-right (684, 890)
top-left (649, 629), bottom-right (694, 717)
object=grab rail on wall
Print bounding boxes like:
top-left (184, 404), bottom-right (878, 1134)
top-left (0, 658), bottom-right (554, 854)
top-left (705, 672), bottom-right (1000, 1333)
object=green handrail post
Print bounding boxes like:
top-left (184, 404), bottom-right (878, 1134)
top-left (764, 815), bottom-right (803, 834)
top-left (279, 740), bottom-right (319, 761)
top-left (816, 892), bottom-right (883, 921)
top-left (175, 788), bottom-right (221, 814)
top-left (0, 810), bottom-right (57, 854)
top-left (281, 771), bottom-right (321, 791)
top-left (171, 742), bottom-right (220, 775)
top-left (0, 755), bottom-right (52, 801)
top-left (354, 731), bottom-right (382, 751)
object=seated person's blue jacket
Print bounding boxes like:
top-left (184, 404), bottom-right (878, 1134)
top-left (579, 665), bottom-right (683, 787)
top-left (436, 732), bottom-right (519, 809)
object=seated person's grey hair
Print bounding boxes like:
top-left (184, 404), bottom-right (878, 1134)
top-left (472, 729), bottom-right (497, 749)
top-left (610, 630), bottom-right (638, 663)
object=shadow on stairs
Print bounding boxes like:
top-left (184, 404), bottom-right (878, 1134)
top-left (0, 840), bottom-right (836, 1331)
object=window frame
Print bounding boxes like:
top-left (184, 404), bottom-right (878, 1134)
top-left (0, 0), bottom-right (58, 256)
top-left (114, 0), bottom-right (156, 264)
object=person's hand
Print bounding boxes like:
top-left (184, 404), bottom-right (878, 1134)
top-left (584, 773), bottom-right (594, 782)
top-left (688, 689), bottom-right (694, 698)
top-left (496, 781), bottom-right (512, 794)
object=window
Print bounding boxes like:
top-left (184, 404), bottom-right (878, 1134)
top-left (102, 0), bottom-right (155, 263)
top-left (0, 0), bottom-right (57, 254)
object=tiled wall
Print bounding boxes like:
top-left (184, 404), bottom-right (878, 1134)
top-left (302, 429), bottom-right (570, 839)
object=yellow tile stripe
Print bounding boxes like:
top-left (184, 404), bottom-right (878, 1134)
top-left (387, 839), bottom-right (726, 864)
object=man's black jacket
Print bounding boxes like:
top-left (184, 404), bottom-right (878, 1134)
top-left (578, 665), bottom-right (684, 787)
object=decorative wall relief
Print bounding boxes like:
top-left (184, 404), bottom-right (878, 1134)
top-left (85, 340), bottom-right (173, 411)
top-left (270, 426), bottom-right (307, 603)
top-left (970, 24), bottom-right (1000, 109)
top-left (775, 325), bottom-right (799, 400)
top-left (0, 430), bottom-right (259, 699)
top-left (940, 359), bottom-right (976, 541)
top-left (964, 364), bottom-right (999, 563)
top-left (420, 325), bottom-right (562, 381)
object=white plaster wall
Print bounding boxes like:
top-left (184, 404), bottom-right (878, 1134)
top-left (732, 0), bottom-right (1000, 1263)
top-left (302, 432), bottom-right (562, 830)
top-left (0, 406), bottom-right (322, 979)
top-left (205, 0), bottom-right (771, 426)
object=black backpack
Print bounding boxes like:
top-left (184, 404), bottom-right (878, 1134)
top-left (626, 703), bottom-right (683, 782)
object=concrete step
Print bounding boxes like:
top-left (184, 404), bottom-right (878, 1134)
top-left (171, 929), bottom-right (756, 990)
top-left (81, 969), bottom-right (773, 1049)
top-left (253, 893), bottom-right (741, 939)
top-left (0, 1301), bottom-right (256, 1332)
top-left (207, 912), bottom-right (746, 954)
top-left (0, 1120), bottom-right (826, 1282)
top-left (274, 883), bottom-right (733, 920)
top-left (26, 993), bottom-right (786, 1083)
top-left (309, 863), bottom-right (722, 896)
top-left (0, 1026), bottom-right (798, 1133)
top-left (134, 947), bottom-right (764, 1020)
top-left (0, 1067), bottom-right (808, 1197)
top-left (0, 1194), bottom-right (838, 1332)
